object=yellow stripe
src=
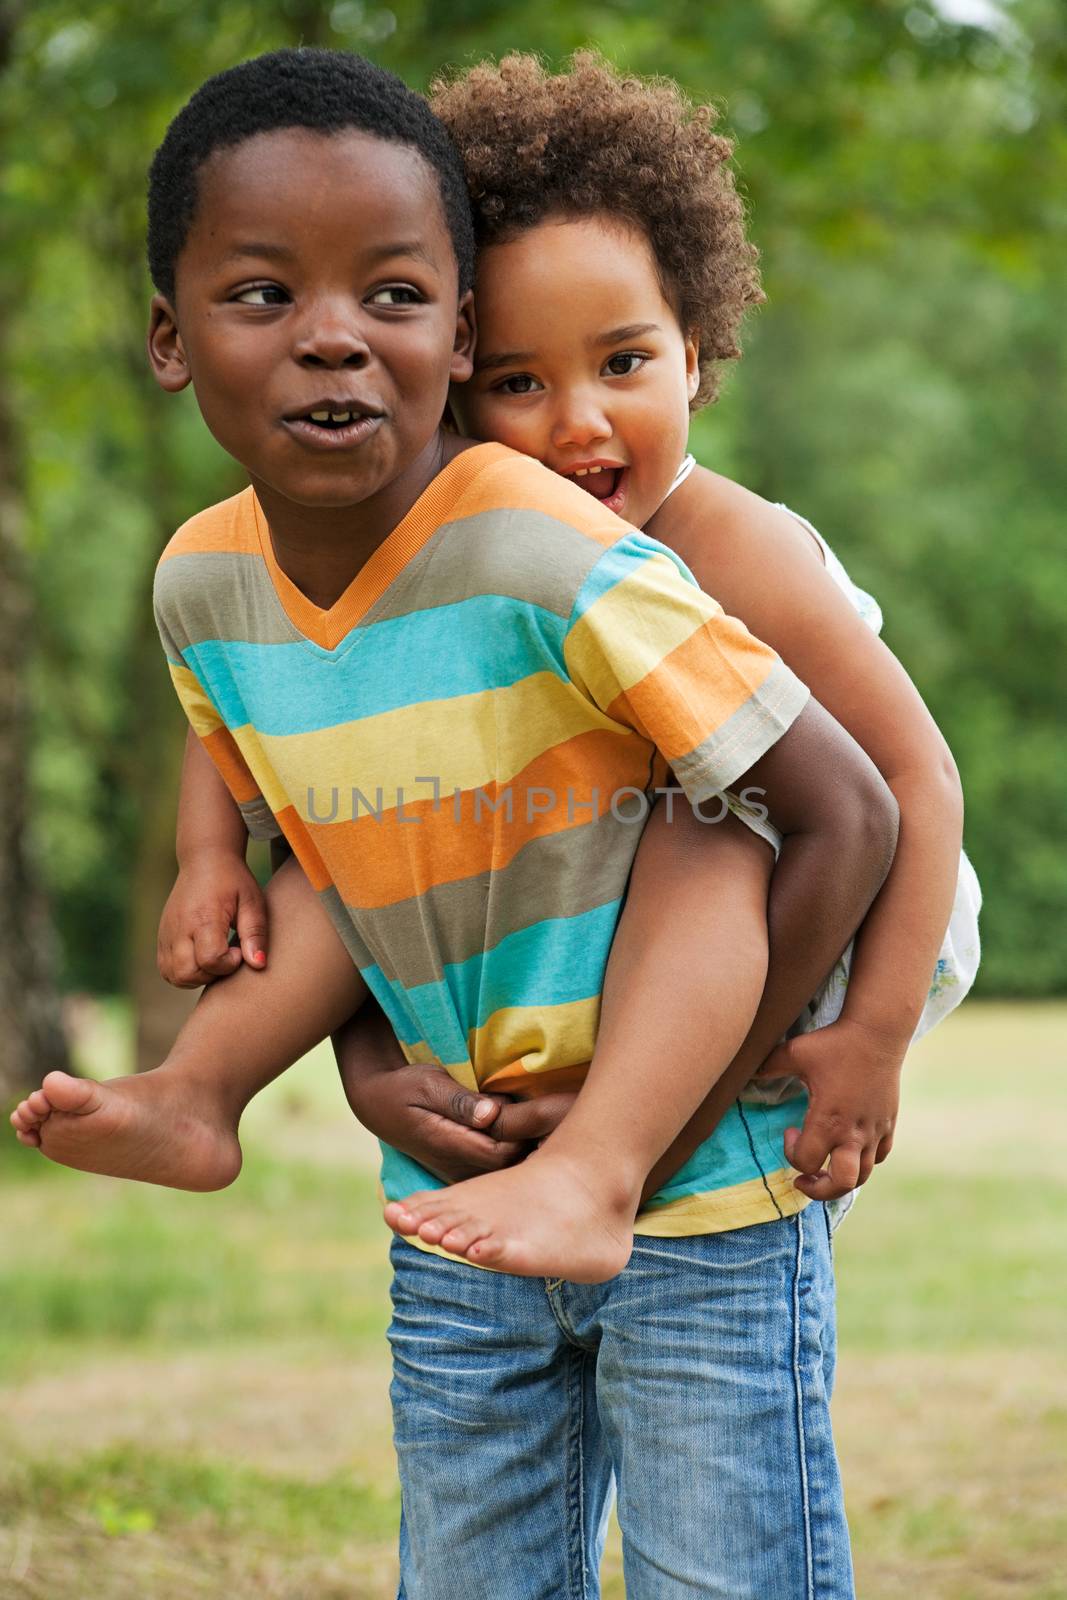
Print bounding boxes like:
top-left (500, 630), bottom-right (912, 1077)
top-left (634, 1169), bottom-right (808, 1235)
top-left (169, 662), bottom-right (224, 737)
top-left (256, 672), bottom-right (621, 821)
top-left (565, 553), bottom-right (720, 711)
top-left (468, 996), bottom-right (601, 1087)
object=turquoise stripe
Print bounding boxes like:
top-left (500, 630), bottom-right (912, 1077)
top-left (643, 1094), bottom-right (809, 1206)
top-left (567, 531), bottom-right (698, 628)
top-left (181, 594), bottom-right (569, 736)
top-left (422, 898), bottom-right (620, 1032)
top-left (359, 968), bottom-right (427, 1051)
top-left (361, 898), bottom-right (623, 1070)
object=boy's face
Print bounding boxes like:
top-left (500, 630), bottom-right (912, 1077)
top-left (451, 215), bottom-right (698, 530)
top-left (148, 128), bottom-right (474, 521)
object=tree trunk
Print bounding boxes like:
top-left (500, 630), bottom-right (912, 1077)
top-left (0, 0), bottom-right (71, 1098)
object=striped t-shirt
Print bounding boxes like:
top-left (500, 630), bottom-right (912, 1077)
top-left (154, 442), bottom-right (812, 1236)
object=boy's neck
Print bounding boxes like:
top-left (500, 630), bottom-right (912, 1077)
top-left (252, 431), bottom-right (471, 611)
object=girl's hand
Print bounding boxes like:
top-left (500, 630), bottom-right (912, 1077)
top-left (157, 848), bottom-right (269, 988)
top-left (754, 1017), bottom-right (906, 1200)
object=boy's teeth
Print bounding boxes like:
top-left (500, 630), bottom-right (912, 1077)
top-left (573, 466), bottom-right (603, 478)
top-left (308, 410), bottom-right (353, 423)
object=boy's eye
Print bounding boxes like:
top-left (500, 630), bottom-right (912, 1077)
top-left (604, 351), bottom-right (647, 377)
top-left (368, 285), bottom-right (423, 306)
top-left (495, 374), bottom-right (543, 396)
top-left (234, 284), bottom-right (289, 306)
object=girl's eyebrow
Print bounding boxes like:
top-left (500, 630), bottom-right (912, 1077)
top-left (474, 349), bottom-right (535, 372)
top-left (590, 322), bottom-right (660, 345)
top-left (475, 322), bottom-right (662, 374)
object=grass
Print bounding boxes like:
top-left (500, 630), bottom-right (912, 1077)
top-left (1, 1003), bottom-right (1065, 1598)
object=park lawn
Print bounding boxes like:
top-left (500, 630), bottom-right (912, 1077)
top-left (1, 1003), bottom-right (1065, 1599)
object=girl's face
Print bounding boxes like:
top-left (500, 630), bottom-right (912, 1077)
top-left (452, 214), bottom-right (699, 529)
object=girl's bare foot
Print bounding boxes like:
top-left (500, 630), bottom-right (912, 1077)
top-left (9, 1070), bottom-right (242, 1191)
top-left (383, 1149), bottom-right (637, 1283)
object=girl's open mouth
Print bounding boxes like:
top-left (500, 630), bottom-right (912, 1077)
top-left (569, 465), bottom-right (628, 517)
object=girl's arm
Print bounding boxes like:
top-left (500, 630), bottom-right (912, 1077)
top-left (157, 728), bottom-right (271, 987)
top-left (651, 470), bottom-right (962, 1047)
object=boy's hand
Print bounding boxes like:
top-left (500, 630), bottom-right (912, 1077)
top-left (157, 849), bottom-right (269, 988)
top-left (341, 1058), bottom-right (577, 1185)
top-left (755, 1017), bottom-right (905, 1200)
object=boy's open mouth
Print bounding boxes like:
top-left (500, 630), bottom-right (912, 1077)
top-left (283, 400), bottom-right (385, 450)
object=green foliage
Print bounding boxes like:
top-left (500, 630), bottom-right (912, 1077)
top-left (4, 0), bottom-right (1064, 993)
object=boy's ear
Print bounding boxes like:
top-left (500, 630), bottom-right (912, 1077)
top-left (684, 332), bottom-right (700, 403)
top-left (147, 294), bottom-right (192, 392)
top-left (450, 288), bottom-right (476, 385)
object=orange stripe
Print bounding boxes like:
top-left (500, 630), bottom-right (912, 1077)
top-left (158, 490), bottom-right (258, 562)
top-left (302, 726), bottom-right (650, 909)
top-left (480, 1061), bottom-right (590, 1097)
top-left (200, 726), bottom-right (261, 805)
top-left (274, 804), bottom-right (333, 893)
top-left (608, 619), bottom-right (775, 761)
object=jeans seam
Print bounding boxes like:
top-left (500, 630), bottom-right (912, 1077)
top-left (791, 1210), bottom-right (816, 1600)
top-left (564, 1348), bottom-right (591, 1599)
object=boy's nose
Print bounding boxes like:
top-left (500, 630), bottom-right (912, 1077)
top-left (293, 309), bottom-right (370, 368)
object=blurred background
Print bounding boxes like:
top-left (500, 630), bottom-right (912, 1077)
top-left (1, 2), bottom-right (1064, 1597)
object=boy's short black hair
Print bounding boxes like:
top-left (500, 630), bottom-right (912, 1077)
top-left (147, 48), bottom-right (475, 302)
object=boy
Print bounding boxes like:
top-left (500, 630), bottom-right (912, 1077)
top-left (12, 47), bottom-right (897, 1278)
top-left (12, 50), bottom-right (896, 1591)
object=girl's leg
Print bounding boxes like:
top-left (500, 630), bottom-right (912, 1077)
top-left (385, 805), bottom-right (773, 1281)
top-left (389, 1238), bottom-right (613, 1600)
top-left (9, 855), bottom-right (366, 1188)
top-left (589, 1206), bottom-right (853, 1600)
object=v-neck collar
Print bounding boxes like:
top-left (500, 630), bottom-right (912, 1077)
top-left (249, 442), bottom-right (510, 652)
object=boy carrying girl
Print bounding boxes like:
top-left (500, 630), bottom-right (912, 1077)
top-left (12, 49), bottom-right (910, 1594)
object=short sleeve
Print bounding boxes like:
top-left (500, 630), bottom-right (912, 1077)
top-left (563, 530), bottom-right (809, 803)
top-left (154, 569), bottom-right (281, 843)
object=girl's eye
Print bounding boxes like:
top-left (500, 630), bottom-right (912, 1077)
top-left (368, 285), bottom-right (423, 306)
top-left (604, 351), bottom-right (647, 377)
top-left (234, 284), bottom-right (289, 306)
top-left (495, 374), bottom-right (543, 396)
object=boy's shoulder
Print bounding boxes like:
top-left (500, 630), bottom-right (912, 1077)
top-left (157, 486), bottom-right (259, 569)
top-left (436, 443), bottom-right (660, 617)
top-left (453, 443), bottom-right (639, 555)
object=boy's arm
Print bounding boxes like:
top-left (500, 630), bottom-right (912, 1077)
top-left (157, 728), bottom-right (270, 988)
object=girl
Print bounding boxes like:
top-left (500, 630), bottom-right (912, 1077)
top-left (340, 52), bottom-right (979, 1234)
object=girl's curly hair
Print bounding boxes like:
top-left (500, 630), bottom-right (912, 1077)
top-left (430, 51), bottom-right (762, 410)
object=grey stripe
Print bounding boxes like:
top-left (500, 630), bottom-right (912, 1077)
top-left (340, 807), bottom-right (642, 989)
top-left (238, 797), bottom-right (281, 842)
top-left (367, 510), bottom-right (606, 626)
top-left (317, 883), bottom-right (374, 969)
top-left (154, 551), bottom-right (299, 652)
top-left (672, 661), bottom-right (810, 800)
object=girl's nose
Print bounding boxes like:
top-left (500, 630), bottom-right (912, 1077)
top-left (550, 393), bottom-right (612, 450)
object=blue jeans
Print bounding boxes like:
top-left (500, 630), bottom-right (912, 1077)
top-left (388, 1203), bottom-right (854, 1599)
